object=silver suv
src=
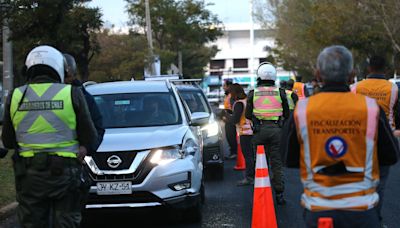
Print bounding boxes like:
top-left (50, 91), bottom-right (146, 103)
top-left (83, 80), bottom-right (207, 221)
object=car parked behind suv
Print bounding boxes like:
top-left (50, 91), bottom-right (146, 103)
top-left (173, 80), bottom-right (224, 179)
top-left (84, 80), bottom-right (208, 222)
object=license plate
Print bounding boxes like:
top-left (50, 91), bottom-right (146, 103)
top-left (96, 181), bottom-right (132, 195)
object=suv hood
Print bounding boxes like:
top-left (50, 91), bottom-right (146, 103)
top-left (97, 125), bottom-right (188, 152)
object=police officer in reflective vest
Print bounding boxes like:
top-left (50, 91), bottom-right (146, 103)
top-left (282, 46), bottom-right (398, 227)
top-left (245, 62), bottom-right (290, 204)
top-left (284, 79), bottom-right (298, 111)
top-left (351, 55), bottom-right (400, 225)
top-left (2, 45), bottom-right (97, 228)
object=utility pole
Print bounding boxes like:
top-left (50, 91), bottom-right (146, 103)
top-left (249, 0), bottom-right (255, 88)
top-left (2, 1), bottom-right (14, 103)
top-left (145, 0), bottom-right (157, 76)
top-left (178, 51), bottom-right (183, 77)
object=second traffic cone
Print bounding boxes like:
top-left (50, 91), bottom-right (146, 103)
top-left (234, 134), bottom-right (246, 170)
top-left (252, 145), bottom-right (277, 228)
top-left (318, 217), bottom-right (333, 228)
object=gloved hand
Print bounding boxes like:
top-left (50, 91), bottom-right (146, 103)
top-left (0, 148), bottom-right (8, 158)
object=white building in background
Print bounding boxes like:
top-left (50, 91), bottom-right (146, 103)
top-left (205, 23), bottom-right (293, 90)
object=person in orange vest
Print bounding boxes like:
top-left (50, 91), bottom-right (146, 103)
top-left (222, 79), bottom-right (238, 160)
top-left (245, 62), bottom-right (290, 204)
top-left (293, 76), bottom-right (309, 99)
top-left (223, 83), bottom-right (254, 185)
top-left (351, 55), bottom-right (400, 225)
top-left (282, 46), bottom-right (398, 227)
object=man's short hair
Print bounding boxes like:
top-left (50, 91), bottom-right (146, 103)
top-left (287, 79), bottom-right (295, 90)
top-left (317, 45), bottom-right (353, 84)
top-left (369, 56), bottom-right (386, 72)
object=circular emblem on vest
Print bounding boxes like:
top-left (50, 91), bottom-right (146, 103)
top-left (107, 155), bottom-right (122, 168)
top-left (325, 136), bottom-right (347, 159)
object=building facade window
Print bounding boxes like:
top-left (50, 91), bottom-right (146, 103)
top-left (233, 59), bottom-right (248, 69)
top-left (210, 60), bottom-right (225, 70)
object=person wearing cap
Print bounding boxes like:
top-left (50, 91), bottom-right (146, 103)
top-left (245, 62), bottom-right (290, 204)
top-left (282, 46), bottom-right (398, 227)
top-left (1, 45), bottom-right (97, 227)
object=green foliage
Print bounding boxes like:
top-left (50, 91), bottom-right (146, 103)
top-left (126, 0), bottom-right (223, 78)
top-left (257, 0), bottom-right (399, 81)
top-left (0, 152), bottom-right (15, 208)
top-left (4, 0), bottom-right (102, 84)
top-left (89, 30), bottom-right (148, 82)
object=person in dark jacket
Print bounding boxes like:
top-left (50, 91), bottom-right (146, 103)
top-left (63, 53), bottom-right (105, 155)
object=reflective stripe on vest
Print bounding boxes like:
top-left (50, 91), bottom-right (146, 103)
top-left (253, 86), bottom-right (283, 120)
top-left (234, 99), bottom-right (253, 135)
top-left (293, 82), bottom-right (305, 100)
top-left (10, 83), bottom-right (79, 157)
top-left (352, 79), bottom-right (398, 130)
top-left (294, 93), bottom-right (379, 211)
top-left (286, 90), bottom-right (295, 110)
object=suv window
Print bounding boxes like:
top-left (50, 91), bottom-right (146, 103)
top-left (179, 90), bottom-right (211, 114)
top-left (94, 92), bottom-right (182, 128)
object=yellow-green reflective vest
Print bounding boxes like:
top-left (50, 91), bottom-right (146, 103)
top-left (286, 90), bottom-right (295, 110)
top-left (10, 83), bottom-right (78, 158)
top-left (253, 86), bottom-right (283, 120)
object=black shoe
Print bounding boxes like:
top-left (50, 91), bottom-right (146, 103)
top-left (275, 193), bottom-right (286, 205)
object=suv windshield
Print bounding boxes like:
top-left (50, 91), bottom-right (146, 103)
top-left (94, 92), bottom-right (181, 128)
top-left (179, 90), bottom-right (211, 114)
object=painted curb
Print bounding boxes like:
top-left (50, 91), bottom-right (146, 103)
top-left (0, 202), bottom-right (17, 221)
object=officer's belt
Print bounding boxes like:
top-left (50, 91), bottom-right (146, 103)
top-left (257, 119), bottom-right (279, 125)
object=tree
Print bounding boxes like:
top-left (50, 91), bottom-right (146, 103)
top-left (89, 30), bottom-right (148, 82)
top-left (255, 0), bottom-right (397, 81)
top-left (126, 0), bottom-right (222, 78)
top-left (4, 0), bottom-right (102, 83)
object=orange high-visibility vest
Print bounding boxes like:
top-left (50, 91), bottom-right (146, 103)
top-left (224, 93), bottom-right (232, 110)
top-left (294, 92), bottom-right (380, 211)
top-left (352, 79), bottom-right (398, 130)
top-left (293, 82), bottom-right (306, 100)
top-left (234, 99), bottom-right (253, 135)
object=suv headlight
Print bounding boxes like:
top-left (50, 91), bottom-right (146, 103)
top-left (201, 121), bottom-right (219, 137)
top-left (150, 147), bottom-right (183, 166)
top-left (182, 139), bottom-right (199, 156)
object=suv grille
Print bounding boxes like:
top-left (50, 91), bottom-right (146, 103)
top-left (85, 150), bottom-right (155, 184)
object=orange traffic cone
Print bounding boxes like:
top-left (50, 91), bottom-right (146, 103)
top-left (318, 217), bottom-right (333, 228)
top-left (252, 145), bottom-right (277, 228)
top-left (234, 134), bottom-right (246, 170)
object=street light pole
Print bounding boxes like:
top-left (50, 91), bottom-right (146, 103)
top-left (2, 1), bottom-right (14, 103)
top-left (145, 0), bottom-right (156, 76)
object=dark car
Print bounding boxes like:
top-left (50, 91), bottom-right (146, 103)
top-left (175, 81), bottom-right (224, 178)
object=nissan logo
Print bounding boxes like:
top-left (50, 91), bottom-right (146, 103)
top-left (107, 155), bottom-right (122, 168)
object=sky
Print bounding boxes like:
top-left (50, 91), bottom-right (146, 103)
top-left (88, 0), bottom-right (251, 28)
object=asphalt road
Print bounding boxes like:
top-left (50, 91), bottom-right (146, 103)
top-left (2, 160), bottom-right (400, 228)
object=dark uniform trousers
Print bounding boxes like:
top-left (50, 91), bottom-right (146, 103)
top-left (14, 153), bottom-right (83, 228)
top-left (252, 122), bottom-right (284, 193)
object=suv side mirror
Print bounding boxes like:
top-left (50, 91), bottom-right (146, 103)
top-left (191, 112), bottom-right (210, 126)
